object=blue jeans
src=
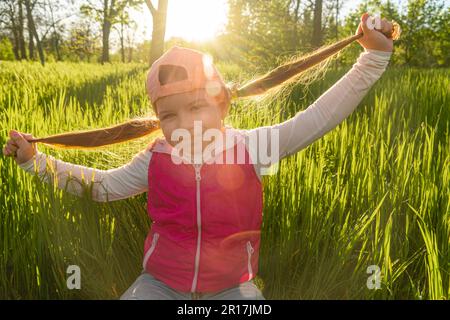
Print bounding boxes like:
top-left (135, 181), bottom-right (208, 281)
top-left (120, 271), bottom-right (266, 300)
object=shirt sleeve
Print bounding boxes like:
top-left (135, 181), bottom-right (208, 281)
top-left (17, 148), bottom-right (152, 202)
top-left (245, 48), bottom-right (392, 176)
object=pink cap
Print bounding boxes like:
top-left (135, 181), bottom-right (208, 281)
top-left (146, 46), bottom-right (228, 112)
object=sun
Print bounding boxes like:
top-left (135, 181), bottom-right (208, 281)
top-left (166, 0), bottom-right (228, 42)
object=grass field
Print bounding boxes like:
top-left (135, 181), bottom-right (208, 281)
top-left (0, 60), bottom-right (448, 299)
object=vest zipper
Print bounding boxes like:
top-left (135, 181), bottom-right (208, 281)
top-left (246, 240), bottom-right (254, 281)
top-left (191, 163), bottom-right (202, 292)
top-left (143, 232), bottom-right (160, 270)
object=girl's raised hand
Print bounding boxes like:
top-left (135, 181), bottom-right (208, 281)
top-left (3, 130), bottom-right (38, 165)
top-left (356, 12), bottom-right (394, 53)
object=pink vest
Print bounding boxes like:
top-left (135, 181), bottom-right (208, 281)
top-left (143, 130), bottom-right (263, 293)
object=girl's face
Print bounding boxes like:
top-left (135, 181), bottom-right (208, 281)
top-left (156, 88), bottom-right (229, 151)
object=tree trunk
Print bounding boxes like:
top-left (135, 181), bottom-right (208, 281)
top-left (11, 28), bottom-right (20, 60)
top-left (25, 0), bottom-right (44, 65)
top-left (312, 0), bottom-right (323, 48)
top-left (100, 0), bottom-right (114, 63)
top-left (335, 0), bottom-right (339, 40)
top-left (54, 33), bottom-right (61, 61)
top-left (120, 21), bottom-right (125, 63)
top-left (120, 41), bottom-right (125, 63)
top-left (102, 19), bottom-right (111, 63)
top-left (149, 0), bottom-right (168, 66)
top-left (292, 0), bottom-right (301, 51)
top-left (28, 27), bottom-right (34, 60)
top-left (128, 47), bottom-right (133, 63)
top-left (18, 0), bottom-right (27, 59)
top-left (48, 1), bottom-right (61, 61)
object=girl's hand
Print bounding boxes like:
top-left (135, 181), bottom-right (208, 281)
top-left (356, 12), bottom-right (394, 53)
top-left (3, 130), bottom-right (38, 165)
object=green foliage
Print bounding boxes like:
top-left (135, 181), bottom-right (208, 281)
top-left (336, 0), bottom-right (449, 67)
top-left (225, 0), bottom-right (450, 69)
top-left (0, 38), bottom-right (14, 61)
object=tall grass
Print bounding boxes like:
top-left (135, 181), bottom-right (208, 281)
top-left (0, 61), bottom-right (448, 299)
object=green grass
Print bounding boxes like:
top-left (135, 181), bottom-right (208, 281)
top-left (0, 61), bottom-right (448, 299)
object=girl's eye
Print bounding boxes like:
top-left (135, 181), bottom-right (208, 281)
top-left (191, 104), bottom-right (208, 112)
top-left (162, 114), bottom-right (175, 120)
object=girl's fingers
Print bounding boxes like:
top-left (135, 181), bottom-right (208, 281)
top-left (4, 138), bottom-right (21, 156)
top-left (6, 143), bottom-right (17, 153)
top-left (4, 133), bottom-right (38, 161)
top-left (22, 134), bottom-right (38, 153)
top-left (381, 18), bottom-right (393, 36)
top-left (372, 17), bottom-right (394, 38)
top-left (3, 146), bottom-right (13, 157)
top-left (356, 21), bottom-right (363, 35)
top-left (6, 139), bottom-right (19, 149)
top-left (359, 15), bottom-right (394, 38)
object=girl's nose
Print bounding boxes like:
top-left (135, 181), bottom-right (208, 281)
top-left (178, 113), bottom-right (196, 132)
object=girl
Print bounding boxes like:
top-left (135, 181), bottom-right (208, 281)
top-left (3, 13), bottom-right (396, 300)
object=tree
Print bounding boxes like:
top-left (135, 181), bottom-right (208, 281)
top-left (124, 20), bottom-right (138, 62)
top-left (67, 20), bottom-right (99, 62)
top-left (312, 0), bottom-right (323, 48)
top-left (328, 0), bottom-right (346, 41)
top-left (145, 0), bottom-right (168, 65)
top-left (113, 7), bottom-right (136, 63)
top-left (40, 0), bottom-right (72, 61)
top-left (24, 0), bottom-right (45, 65)
top-left (289, 0), bottom-right (301, 50)
top-left (226, 0), bottom-right (317, 69)
top-left (0, 0), bottom-right (22, 60)
top-left (435, 7), bottom-right (450, 66)
top-left (17, 0), bottom-right (27, 59)
top-left (81, 0), bottom-right (140, 64)
top-left (401, 0), bottom-right (445, 66)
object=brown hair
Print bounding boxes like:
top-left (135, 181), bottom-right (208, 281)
top-left (27, 32), bottom-right (376, 149)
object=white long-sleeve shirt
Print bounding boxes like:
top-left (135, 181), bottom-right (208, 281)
top-left (18, 49), bottom-right (391, 202)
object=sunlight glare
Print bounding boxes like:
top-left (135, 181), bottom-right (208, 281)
top-left (164, 0), bottom-right (228, 42)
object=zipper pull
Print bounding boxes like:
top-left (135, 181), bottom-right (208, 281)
top-left (194, 165), bottom-right (202, 181)
top-left (247, 241), bottom-right (254, 254)
top-left (153, 233), bottom-right (159, 245)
